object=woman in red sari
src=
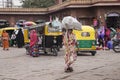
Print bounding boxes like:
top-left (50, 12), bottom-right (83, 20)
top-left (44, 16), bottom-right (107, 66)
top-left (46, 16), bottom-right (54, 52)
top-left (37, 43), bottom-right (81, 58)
top-left (63, 29), bottom-right (77, 72)
top-left (30, 30), bottom-right (38, 55)
top-left (2, 30), bottom-right (9, 50)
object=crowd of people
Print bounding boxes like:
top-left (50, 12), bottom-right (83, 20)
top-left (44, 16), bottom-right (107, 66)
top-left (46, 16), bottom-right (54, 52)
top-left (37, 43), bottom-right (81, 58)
top-left (1, 28), bottom-right (25, 50)
top-left (95, 22), bottom-right (120, 50)
top-left (0, 20), bottom-right (120, 73)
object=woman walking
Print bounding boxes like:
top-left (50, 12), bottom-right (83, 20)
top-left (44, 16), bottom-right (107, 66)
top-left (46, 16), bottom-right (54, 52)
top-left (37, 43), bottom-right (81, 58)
top-left (30, 30), bottom-right (38, 55)
top-left (63, 29), bottom-right (77, 72)
top-left (16, 28), bottom-right (24, 48)
top-left (2, 30), bottom-right (9, 50)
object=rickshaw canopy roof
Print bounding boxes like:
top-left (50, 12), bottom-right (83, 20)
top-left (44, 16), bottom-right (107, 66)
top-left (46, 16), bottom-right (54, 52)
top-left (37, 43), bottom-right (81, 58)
top-left (73, 25), bottom-right (95, 40)
top-left (0, 27), bottom-right (19, 36)
top-left (0, 27), bottom-right (18, 30)
top-left (81, 25), bottom-right (95, 32)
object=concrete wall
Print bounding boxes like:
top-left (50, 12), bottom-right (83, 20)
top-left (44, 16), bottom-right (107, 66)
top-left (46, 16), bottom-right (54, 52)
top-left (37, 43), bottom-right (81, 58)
top-left (0, 14), bottom-right (47, 27)
top-left (0, 6), bottom-right (120, 27)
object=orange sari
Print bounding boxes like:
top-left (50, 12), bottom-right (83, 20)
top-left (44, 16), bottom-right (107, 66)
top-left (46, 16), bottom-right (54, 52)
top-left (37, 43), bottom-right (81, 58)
top-left (2, 32), bottom-right (9, 49)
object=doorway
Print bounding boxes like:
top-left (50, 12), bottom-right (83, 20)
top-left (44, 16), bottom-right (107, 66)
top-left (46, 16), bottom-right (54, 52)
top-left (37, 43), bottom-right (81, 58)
top-left (106, 13), bottom-right (120, 29)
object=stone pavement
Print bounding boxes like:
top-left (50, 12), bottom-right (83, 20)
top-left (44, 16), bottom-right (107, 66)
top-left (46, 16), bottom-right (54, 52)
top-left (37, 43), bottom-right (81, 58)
top-left (0, 47), bottom-right (120, 80)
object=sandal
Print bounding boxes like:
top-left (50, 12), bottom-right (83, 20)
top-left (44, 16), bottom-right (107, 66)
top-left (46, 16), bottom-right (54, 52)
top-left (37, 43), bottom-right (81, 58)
top-left (64, 67), bottom-right (73, 72)
top-left (69, 67), bottom-right (73, 72)
top-left (64, 67), bottom-right (69, 72)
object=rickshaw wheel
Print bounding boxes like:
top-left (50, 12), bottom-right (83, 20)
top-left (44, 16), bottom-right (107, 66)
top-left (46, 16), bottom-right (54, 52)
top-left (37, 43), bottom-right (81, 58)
top-left (31, 53), bottom-right (40, 57)
top-left (91, 51), bottom-right (96, 56)
top-left (44, 51), bottom-right (48, 55)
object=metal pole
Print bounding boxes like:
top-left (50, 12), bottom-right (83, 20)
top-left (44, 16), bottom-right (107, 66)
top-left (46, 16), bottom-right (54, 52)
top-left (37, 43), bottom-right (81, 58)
top-left (2, 0), bottom-right (4, 8)
top-left (6, 0), bottom-right (8, 7)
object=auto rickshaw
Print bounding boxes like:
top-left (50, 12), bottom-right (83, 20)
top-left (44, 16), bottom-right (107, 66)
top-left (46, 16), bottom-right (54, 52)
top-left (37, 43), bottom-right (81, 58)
top-left (0, 27), bottom-right (17, 36)
top-left (44, 22), bottom-right (63, 55)
top-left (0, 27), bottom-right (18, 46)
top-left (73, 25), bottom-right (97, 56)
top-left (25, 22), bottom-right (63, 56)
top-left (0, 27), bottom-right (30, 46)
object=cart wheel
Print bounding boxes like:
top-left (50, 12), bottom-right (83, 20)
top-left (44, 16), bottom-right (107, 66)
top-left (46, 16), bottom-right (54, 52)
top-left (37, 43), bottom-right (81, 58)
top-left (52, 48), bottom-right (58, 56)
top-left (113, 43), bottom-right (120, 53)
top-left (31, 53), bottom-right (39, 57)
top-left (91, 51), bottom-right (96, 56)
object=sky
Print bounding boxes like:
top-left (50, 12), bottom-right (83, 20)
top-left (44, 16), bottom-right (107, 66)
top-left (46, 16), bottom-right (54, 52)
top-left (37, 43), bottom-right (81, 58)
top-left (0, 0), bottom-right (22, 7)
top-left (13, 0), bottom-right (22, 6)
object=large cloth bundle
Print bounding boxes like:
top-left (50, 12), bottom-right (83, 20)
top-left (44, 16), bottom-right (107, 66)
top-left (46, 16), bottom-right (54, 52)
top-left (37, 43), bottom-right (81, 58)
top-left (51, 18), bottom-right (62, 32)
top-left (62, 16), bottom-right (82, 30)
top-left (52, 18), bottom-right (62, 28)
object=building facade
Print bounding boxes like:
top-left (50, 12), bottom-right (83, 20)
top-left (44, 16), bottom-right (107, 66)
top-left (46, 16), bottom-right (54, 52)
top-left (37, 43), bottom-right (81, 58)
top-left (0, 0), bottom-right (120, 28)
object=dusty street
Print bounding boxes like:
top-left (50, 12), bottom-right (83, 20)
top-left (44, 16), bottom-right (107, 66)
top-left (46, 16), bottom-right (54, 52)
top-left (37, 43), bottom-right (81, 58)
top-left (0, 47), bottom-right (120, 80)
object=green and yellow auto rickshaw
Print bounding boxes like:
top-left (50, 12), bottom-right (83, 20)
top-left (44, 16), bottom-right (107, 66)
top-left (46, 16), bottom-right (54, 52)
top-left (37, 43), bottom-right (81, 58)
top-left (25, 22), bottom-right (63, 56)
top-left (73, 25), bottom-right (97, 56)
top-left (0, 27), bottom-right (30, 46)
top-left (41, 22), bottom-right (63, 56)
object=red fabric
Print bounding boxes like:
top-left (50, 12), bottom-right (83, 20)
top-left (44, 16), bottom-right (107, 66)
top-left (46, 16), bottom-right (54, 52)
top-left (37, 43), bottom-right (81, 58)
top-left (105, 28), bottom-right (110, 37)
top-left (30, 30), bottom-right (38, 47)
top-left (93, 19), bottom-right (97, 27)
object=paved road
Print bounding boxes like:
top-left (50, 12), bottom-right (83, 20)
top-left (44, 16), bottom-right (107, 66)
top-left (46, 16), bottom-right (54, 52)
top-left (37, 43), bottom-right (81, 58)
top-left (0, 47), bottom-right (120, 80)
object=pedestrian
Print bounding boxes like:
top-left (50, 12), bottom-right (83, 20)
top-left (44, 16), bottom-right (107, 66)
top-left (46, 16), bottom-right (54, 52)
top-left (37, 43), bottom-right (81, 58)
top-left (93, 18), bottom-right (98, 29)
top-left (98, 22), bottom-right (105, 36)
top-left (30, 30), bottom-right (38, 55)
top-left (104, 27), bottom-right (111, 48)
top-left (62, 28), bottom-right (66, 45)
top-left (63, 29), bottom-right (77, 72)
top-left (11, 32), bottom-right (16, 47)
top-left (16, 28), bottom-right (24, 48)
top-left (1, 30), bottom-right (9, 50)
top-left (97, 22), bottom-right (105, 49)
top-left (107, 38), bottom-right (113, 50)
top-left (98, 31), bottom-right (104, 49)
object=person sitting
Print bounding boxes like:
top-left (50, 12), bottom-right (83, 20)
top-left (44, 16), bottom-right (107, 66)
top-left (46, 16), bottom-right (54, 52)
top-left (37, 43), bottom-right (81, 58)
top-left (107, 38), bottom-right (113, 50)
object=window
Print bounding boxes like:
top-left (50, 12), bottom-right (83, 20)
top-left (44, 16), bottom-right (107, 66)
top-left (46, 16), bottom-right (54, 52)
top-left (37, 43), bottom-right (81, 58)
top-left (0, 20), bottom-right (9, 28)
top-left (81, 32), bottom-right (90, 37)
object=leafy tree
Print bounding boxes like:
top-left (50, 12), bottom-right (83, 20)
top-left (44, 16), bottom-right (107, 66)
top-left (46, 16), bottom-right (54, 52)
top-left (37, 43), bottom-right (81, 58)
top-left (20, 0), bottom-right (55, 8)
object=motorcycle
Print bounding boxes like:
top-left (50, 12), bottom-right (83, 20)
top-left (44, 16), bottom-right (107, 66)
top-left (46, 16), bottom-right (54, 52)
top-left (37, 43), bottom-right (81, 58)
top-left (112, 39), bottom-right (120, 53)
